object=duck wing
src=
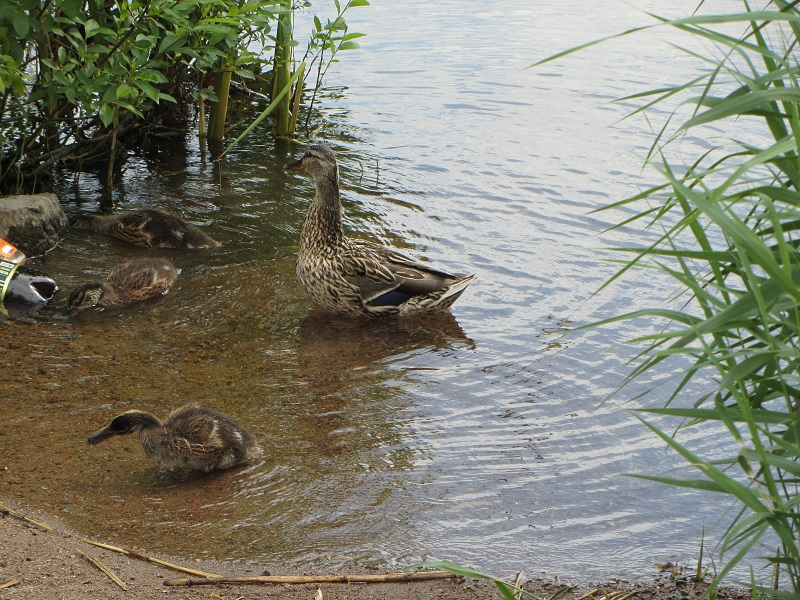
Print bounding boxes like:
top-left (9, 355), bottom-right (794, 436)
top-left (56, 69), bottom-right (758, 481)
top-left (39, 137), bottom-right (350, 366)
top-left (167, 408), bottom-right (231, 468)
top-left (342, 240), bottom-right (463, 307)
top-left (181, 415), bottom-right (225, 448)
top-left (106, 211), bottom-right (157, 247)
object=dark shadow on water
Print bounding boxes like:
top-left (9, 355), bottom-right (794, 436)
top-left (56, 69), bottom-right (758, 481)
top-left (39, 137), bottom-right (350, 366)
top-left (1, 300), bottom-right (61, 323)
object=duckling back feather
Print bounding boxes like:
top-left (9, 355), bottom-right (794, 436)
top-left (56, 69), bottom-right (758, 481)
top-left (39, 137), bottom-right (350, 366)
top-left (75, 209), bottom-right (220, 249)
top-left (68, 258), bottom-right (178, 310)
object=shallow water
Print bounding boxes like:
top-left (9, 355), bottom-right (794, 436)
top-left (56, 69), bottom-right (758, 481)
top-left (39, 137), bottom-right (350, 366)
top-left (1, 0), bottom-right (765, 582)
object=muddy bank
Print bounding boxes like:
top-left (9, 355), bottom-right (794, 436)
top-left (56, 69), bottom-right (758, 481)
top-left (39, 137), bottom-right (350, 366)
top-left (0, 498), bottom-right (752, 600)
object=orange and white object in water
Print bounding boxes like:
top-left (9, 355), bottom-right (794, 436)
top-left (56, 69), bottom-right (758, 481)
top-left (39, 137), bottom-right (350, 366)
top-left (0, 237), bottom-right (26, 265)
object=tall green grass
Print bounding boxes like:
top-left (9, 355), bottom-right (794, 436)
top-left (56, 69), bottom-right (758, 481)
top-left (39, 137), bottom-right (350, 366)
top-left (536, 3), bottom-right (800, 597)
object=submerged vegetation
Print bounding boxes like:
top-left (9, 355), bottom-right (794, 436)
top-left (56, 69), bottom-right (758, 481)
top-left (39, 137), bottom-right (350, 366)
top-left (0, 0), bottom-right (367, 194)
top-left (536, 2), bottom-right (800, 596)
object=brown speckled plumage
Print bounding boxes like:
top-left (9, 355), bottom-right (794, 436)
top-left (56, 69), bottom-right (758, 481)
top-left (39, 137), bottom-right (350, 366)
top-left (87, 406), bottom-right (262, 472)
top-left (286, 143), bottom-right (475, 316)
top-left (68, 258), bottom-right (178, 310)
top-left (73, 209), bottom-right (220, 249)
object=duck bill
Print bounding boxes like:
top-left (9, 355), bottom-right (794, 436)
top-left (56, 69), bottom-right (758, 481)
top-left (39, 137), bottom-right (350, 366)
top-left (87, 428), bottom-right (116, 444)
top-left (285, 157), bottom-right (305, 171)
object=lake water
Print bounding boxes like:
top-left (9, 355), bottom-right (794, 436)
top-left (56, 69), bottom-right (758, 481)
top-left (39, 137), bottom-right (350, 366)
top-left (1, 0), bottom-right (763, 583)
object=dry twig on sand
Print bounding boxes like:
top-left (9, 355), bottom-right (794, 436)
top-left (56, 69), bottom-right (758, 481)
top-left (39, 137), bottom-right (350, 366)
top-left (80, 552), bottom-right (127, 591)
top-left (164, 570), bottom-right (458, 587)
top-left (0, 580), bottom-right (21, 590)
top-left (82, 539), bottom-right (221, 579)
top-left (0, 501), bottom-right (53, 531)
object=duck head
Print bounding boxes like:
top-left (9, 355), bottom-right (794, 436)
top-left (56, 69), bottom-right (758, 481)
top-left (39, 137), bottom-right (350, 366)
top-left (88, 410), bottom-right (160, 444)
top-left (68, 283), bottom-right (105, 309)
top-left (286, 143), bottom-right (339, 182)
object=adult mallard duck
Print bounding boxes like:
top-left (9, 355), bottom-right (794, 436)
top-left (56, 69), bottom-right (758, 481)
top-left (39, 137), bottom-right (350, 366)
top-left (73, 208), bottom-right (220, 249)
top-left (68, 257), bottom-right (177, 310)
top-left (286, 143), bottom-right (475, 316)
top-left (88, 406), bottom-right (262, 472)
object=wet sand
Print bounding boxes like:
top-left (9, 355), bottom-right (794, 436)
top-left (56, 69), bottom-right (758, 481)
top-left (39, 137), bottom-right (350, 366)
top-left (1, 498), bottom-right (752, 600)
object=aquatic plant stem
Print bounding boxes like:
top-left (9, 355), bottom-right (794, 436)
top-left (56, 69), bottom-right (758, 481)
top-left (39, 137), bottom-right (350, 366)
top-left (274, 4), bottom-right (293, 135)
top-left (105, 107), bottom-right (119, 189)
top-left (198, 75), bottom-right (207, 138)
top-left (215, 67), bottom-right (303, 160)
top-left (288, 61), bottom-right (307, 134)
top-left (207, 70), bottom-right (232, 141)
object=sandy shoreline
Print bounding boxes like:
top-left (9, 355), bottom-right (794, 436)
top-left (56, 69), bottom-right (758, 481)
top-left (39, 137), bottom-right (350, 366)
top-left (0, 497), bottom-right (755, 600)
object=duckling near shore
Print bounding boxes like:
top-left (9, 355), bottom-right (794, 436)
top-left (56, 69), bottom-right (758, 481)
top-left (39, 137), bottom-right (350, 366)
top-left (73, 209), bottom-right (220, 249)
top-left (68, 257), bottom-right (178, 310)
top-left (286, 143), bottom-right (475, 317)
top-left (87, 406), bottom-right (262, 472)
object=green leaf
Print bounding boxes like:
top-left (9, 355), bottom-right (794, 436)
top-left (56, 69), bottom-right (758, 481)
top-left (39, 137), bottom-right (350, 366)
top-left (115, 99), bottom-right (142, 117)
top-left (404, 561), bottom-right (543, 599)
top-left (99, 103), bottom-right (114, 127)
top-left (635, 406), bottom-right (793, 425)
top-left (83, 19), bottom-right (100, 38)
top-left (629, 474), bottom-right (727, 493)
top-left (116, 83), bottom-right (135, 99)
top-left (135, 80), bottom-right (160, 102)
top-left (60, 0), bottom-right (82, 19)
top-left (136, 69), bottom-right (169, 84)
top-left (12, 14), bottom-right (29, 37)
top-left (741, 449), bottom-right (800, 476)
top-left (133, 34), bottom-right (157, 49)
top-left (102, 86), bottom-right (117, 103)
top-left (158, 31), bottom-right (180, 55)
top-left (682, 89), bottom-right (800, 129)
top-left (635, 416), bottom-right (769, 512)
top-left (39, 58), bottom-right (58, 71)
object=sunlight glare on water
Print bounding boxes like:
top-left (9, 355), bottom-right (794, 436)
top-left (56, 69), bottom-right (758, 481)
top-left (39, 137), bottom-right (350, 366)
top-left (0, 0), bottom-right (756, 582)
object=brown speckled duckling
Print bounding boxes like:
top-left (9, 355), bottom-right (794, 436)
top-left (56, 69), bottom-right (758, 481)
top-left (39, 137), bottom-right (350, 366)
top-left (87, 406), bottom-right (262, 471)
top-left (286, 143), bottom-right (475, 316)
top-left (68, 257), bottom-right (177, 310)
top-left (74, 208), bottom-right (220, 249)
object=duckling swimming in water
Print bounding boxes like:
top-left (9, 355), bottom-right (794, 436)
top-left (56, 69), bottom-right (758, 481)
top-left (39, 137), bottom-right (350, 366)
top-left (73, 208), bottom-right (220, 249)
top-left (68, 257), bottom-right (177, 310)
top-left (87, 406), bottom-right (262, 472)
top-left (286, 143), bottom-right (475, 317)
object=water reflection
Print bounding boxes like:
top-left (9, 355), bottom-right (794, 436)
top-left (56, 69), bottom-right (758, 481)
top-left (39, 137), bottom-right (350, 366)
top-left (297, 311), bottom-right (474, 396)
top-left (294, 312), bottom-right (474, 459)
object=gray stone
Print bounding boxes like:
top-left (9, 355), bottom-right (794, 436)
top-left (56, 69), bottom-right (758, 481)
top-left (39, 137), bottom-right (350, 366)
top-left (0, 193), bottom-right (67, 257)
